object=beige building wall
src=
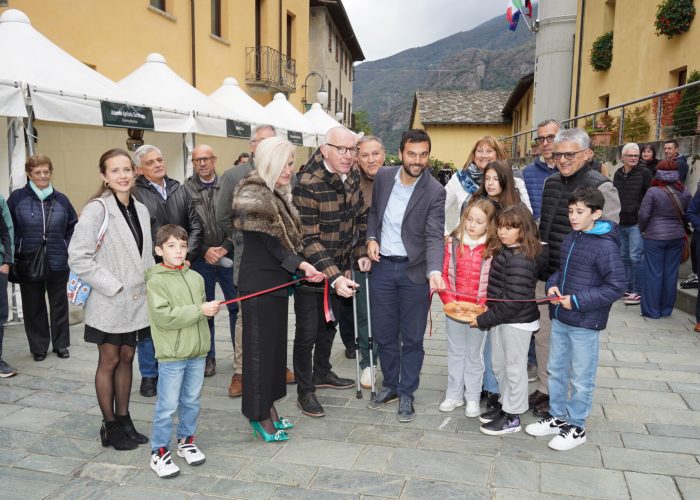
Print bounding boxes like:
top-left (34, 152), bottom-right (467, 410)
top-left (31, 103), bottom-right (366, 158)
top-left (510, 85), bottom-right (535, 156)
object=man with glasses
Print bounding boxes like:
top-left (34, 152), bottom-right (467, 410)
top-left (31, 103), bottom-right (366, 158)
top-left (533, 128), bottom-right (620, 416)
top-left (293, 126), bottom-right (371, 418)
top-left (612, 143), bottom-right (652, 306)
top-left (523, 119), bottom-right (560, 222)
top-left (134, 144), bottom-right (203, 397)
top-left (185, 144), bottom-right (239, 378)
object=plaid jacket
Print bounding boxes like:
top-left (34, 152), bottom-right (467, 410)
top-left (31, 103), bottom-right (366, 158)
top-left (293, 152), bottom-right (367, 285)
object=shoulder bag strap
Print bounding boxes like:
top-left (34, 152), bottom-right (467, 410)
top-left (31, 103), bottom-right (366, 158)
top-left (663, 185), bottom-right (685, 225)
top-left (42, 199), bottom-right (56, 242)
top-left (92, 198), bottom-right (110, 252)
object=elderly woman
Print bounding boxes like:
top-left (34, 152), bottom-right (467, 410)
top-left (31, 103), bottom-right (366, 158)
top-left (8, 154), bottom-right (78, 361)
top-left (444, 136), bottom-right (531, 234)
top-left (68, 148), bottom-right (154, 450)
top-left (638, 159), bottom-right (691, 319)
top-left (233, 137), bottom-right (323, 442)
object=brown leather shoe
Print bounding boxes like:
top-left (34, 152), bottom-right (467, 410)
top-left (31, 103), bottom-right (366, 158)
top-left (286, 367), bottom-right (295, 385)
top-left (228, 373), bottom-right (242, 397)
top-left (533, 399), bottom-right (550, 418)
top-left (204, 357), bottom-right (216, 377)
top-left (528, 390), bottom-right (548, 408)
top-left (695, 323), bottom-right (700, 333)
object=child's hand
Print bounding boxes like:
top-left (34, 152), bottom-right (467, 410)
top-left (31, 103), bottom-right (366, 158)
top-left (468, 318), bottom-right (478, 328)
top-left (201, 300), bottom-right (220, 317)
top-left (558, 295), bottom-right (573, 310)
top-left (547, 286), bottom-right (562, 304)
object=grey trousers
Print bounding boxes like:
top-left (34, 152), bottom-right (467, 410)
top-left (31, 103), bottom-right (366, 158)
top-left (534, 281), bottom-right (552, 394)
top-left (491, 324), bottom-right (533, 415)
top-left (445, 317), bottom-right (488, 402)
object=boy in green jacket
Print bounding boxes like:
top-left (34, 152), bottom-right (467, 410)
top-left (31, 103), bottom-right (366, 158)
top-left (146, 224), bottom-right (220, 478)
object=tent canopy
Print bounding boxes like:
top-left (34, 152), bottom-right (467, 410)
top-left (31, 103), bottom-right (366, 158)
top-left (304, 103), bottom-right (343, 136)
top-left (209, 77), bottom-right (267, 126)
top-left (263, 93), bottom-right (317, 147)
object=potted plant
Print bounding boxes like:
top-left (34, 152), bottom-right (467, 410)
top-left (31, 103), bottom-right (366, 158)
top-left (589, 31), bottom-right (613, 72)
top-left (655, 0), bottom-right (695, 39)
top-left (585, 116), bottom-right (614, 146)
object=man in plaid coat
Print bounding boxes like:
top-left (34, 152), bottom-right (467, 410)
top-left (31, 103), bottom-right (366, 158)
top-left (292, 126), bottom-right (371, 418)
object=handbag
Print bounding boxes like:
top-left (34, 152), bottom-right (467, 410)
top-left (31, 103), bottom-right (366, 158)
top-left (663, 186), bottom-right (691, 263)
top-left (67, 198), bottom-right (109, 306)
top-left (9, 199), bottom-right (54, 284)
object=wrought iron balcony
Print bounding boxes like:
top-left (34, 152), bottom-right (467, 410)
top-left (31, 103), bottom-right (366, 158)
top-left (245, 46), bottom-right (296, 93)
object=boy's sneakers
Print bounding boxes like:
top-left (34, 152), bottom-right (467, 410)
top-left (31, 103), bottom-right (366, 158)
top-left (525, 414), bottom-right (568, 436)
top-left (177, 436), bottom-right (206, 465)
top-left (479, 407), bottom-right (503, 424)
top-left (465, 401), bottom-right (480, 418)
top-left (480, 412), bottom-right (521, 435)
top-left (438, 398), bottom-right (464, 412)
top-left (0, 359), bottom-right (17, 378)
top-left (548, 424), bottom-right (587, 451)
top-left (150, 448), bottom-right (180, 478)
top-left (681, 272), bottom-right (699, 289)
top-left (623, 293), bottom-right (641, 305)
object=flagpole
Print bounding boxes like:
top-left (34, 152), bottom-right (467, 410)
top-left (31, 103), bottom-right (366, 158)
top-left (518, 6), bottom-right (535, 33)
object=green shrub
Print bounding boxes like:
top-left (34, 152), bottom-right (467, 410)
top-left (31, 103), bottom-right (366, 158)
top-left (589, 32), bottom-right (613, 72)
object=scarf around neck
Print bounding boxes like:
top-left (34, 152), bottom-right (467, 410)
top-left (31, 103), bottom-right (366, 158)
top-left (29, 180), bottom-right (54, 201)
top-left (456, 163), bottom-right (483, 195)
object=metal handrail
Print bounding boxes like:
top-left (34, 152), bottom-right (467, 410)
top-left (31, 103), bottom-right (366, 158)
top-left (245, 46), bottom-right (296, 93)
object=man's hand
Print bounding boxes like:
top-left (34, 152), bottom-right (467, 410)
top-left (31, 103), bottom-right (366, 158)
top-left (204, 247), bottom-right (226, 264)
top-left (429, 272), bottom-right (445, 292)
top-left (357, 257), bottom-right (371, 272)
top-left (367, 240), bottom-right (380, 262)
top-left (299, 262), bottom-right (325, 283)
top-left (201, 300), bottom-right (221, 317)
top-left (0, 264), bottom-right (9, 275)
top-left (334, 276), bottom-right (358, 298)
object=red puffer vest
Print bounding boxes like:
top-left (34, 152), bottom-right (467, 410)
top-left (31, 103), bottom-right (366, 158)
top-left (439, 238), bottom-right (491, 306)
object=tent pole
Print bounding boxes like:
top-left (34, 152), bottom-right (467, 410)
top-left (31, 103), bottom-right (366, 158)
top-left (6, 117), bottom-right (23, 325)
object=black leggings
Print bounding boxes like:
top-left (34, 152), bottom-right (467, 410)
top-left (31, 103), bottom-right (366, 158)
top-left (95, 344), bottom-right (136, 421)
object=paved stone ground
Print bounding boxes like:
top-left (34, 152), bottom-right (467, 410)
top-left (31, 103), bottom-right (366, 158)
top-left (1, 293), bottom-right (700, 499)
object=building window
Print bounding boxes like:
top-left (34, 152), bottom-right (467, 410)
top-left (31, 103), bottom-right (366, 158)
top-left (0, 0), bottom-right (8, 6)
top-left (286, 12), bottom-right (294, 60)
top-left (327, 80), bottom-right (332, 110)
top-left (335, 35), bottom-right (339, 62)
top-left (328, 22), bottom-right (332, 52)
top-left (677, 67), bottom-right (688, 87)
top-left (335, 89), bottom-right (339, 112)
top-left (150, 0), bottom-right (166, 11)
top-left (211, 0), bottom-right (222, 37)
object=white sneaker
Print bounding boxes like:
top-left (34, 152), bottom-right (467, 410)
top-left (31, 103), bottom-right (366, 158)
top-left (150, 448), bottom-right (180, 478)
top-left (465, 401), bottom-right (480, 417)
top-left (548, 424), bottom-right (587, 451)
top-left (438, 398), bottom-right (465, 412)
top-left (525, 414), bottom-right (568, 437)
top-left (360, 366), bottom-right (376, 389)
top-left (177, 437), bottom-right (206, 465)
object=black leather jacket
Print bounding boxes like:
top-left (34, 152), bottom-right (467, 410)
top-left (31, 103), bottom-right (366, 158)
top-left (134, 175), bottom-right (203, 261)
top-left (184, 175), bottom-right (227, 254)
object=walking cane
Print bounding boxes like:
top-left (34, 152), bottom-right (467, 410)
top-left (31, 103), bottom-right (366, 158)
top-left (365, 271), bottom-right (377, 400)
top-left (351, 270), bottom-right (363, 399)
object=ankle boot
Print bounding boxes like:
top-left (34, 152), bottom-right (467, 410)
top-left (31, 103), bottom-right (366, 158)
top-left (116, 413), bottom-right (149, 445)
top-left (100, 420), bottom-right (138, 450)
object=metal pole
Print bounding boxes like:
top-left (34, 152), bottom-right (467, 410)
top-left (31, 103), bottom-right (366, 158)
top-left (365, 272), bottom-right (377, 399)
top-left (618, 107), bottom-right (625, 145)
top-left (656, 95), bottom-right (663, 141)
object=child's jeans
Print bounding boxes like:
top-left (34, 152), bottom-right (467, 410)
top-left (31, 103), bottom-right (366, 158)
top-left (547, 319), bottom-right (600, 428)
top-left (482, 331), bottom-right (499, 394)
top-left (490, 324), bottom-right (532, 415)
top-left (445, 317), bottom-right (488, 402)
top-left (151, 357), bottom-right (206, 452)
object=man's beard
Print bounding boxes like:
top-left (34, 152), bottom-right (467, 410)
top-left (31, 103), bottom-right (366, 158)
top-left (402, 162), bottom-right (425, 178)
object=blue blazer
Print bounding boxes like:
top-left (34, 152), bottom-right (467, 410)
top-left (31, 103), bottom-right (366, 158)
top-left (367, 166), bottom-right (445, 284)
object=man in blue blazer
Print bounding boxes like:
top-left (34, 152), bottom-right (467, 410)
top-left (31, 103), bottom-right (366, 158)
top-left (365, 129), bottom-right (446, 422)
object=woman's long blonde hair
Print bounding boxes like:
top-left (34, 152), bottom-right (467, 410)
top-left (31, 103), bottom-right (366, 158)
top-left (463, 136), bottom-right (508, 169)
top-left (451, 198), bottom-right (501, 259)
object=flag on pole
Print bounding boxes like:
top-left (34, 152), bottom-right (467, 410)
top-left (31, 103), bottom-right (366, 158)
top-left (507, 0), bottom-right (533, 31)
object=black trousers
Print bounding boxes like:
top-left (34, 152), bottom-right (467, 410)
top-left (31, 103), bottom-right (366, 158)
top-left (0, 271), bottom-right (7, 358)
top-left (19, 269), bottom-right (70, 354)
top-left (692, 231), bottom-right (698, 274)
top-left (293, 288), bottom-right (341, 397)
top-left (337, 294), bottom-right (355, 350)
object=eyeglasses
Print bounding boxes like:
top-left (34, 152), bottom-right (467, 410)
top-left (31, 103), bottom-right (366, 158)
top-left (623, 154), bottom-right (639, 158)
top-left (192, 156), bottom-right (216, 164)
top-left (535, 135), bottom-right (556, 144)
top-left (326, 144), bottom-right (359, 156)
top-left (552, 150), bottom-right (586, 161)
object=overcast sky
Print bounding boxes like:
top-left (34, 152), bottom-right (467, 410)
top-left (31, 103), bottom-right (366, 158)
top-left (343, 0), bottom-right (507, 61)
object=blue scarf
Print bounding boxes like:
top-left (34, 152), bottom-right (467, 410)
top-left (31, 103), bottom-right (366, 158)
top-left (456, 163), bottom-right (482, 195)
top-left (29, 180), bottom-right (54, 201)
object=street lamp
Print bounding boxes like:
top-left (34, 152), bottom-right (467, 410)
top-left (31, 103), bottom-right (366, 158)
top-left (302, 71), bottom-right (328, 111)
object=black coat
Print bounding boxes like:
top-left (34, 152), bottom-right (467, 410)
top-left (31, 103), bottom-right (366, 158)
top-left (476, 246), bottom-right (540, 330)
top-left (612, 165), bottom-right (652, 226)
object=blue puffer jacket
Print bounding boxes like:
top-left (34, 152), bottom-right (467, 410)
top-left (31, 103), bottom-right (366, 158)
top-left (522, 157), bottom-right (557, 221)
top-left (546, 220), bottom-right (626, 331)
top-left (7, 185), bottom-right (78, 272)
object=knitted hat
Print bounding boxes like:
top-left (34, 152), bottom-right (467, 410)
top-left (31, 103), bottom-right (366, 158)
top-left (656, 159), bottom-right (677, 171)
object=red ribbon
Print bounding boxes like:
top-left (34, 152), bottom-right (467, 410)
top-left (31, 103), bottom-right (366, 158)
top-left (220, 273), bottom-right (334, 323)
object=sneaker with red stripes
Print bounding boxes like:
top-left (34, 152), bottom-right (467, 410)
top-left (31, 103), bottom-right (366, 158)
top-left (177, 436), bottom-right (206, 465)
top-left (150, 447), bottom-right (180, 478)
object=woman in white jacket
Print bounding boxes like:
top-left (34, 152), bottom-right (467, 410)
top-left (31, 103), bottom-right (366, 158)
top-left (68, 148), bottom-right (154, 451)
top-left (444, 136), bottom-right (531, 234)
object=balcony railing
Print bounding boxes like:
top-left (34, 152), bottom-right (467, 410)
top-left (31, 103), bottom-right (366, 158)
top-left (245, 46), bottom-right (296, 93)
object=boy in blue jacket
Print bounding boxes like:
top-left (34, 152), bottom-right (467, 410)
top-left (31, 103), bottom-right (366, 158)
top-left (525, 187), bottom-right (625, 450)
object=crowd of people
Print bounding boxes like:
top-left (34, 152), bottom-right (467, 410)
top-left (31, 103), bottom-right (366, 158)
top-left (0, 120), bottom-right (695, 476)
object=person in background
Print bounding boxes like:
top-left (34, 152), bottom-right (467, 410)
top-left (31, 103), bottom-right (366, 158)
top-left (8, 154), bottom-right (78, 362)
top-left (0, 193), bottom-right (15, 377)
top-left (639, 144), bottom-right (659, 177)
top-left (664, 139), bottom-right (688, 184)
top-left (523, 119), bottom-right (560, 222)
top-left (686, 183), bottom-right (700, 332)
top-left (234, 152), bottom-right (250, 166)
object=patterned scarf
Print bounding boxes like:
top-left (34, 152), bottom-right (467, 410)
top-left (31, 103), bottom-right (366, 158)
top-left (456, 163), bottom-right (483, 195)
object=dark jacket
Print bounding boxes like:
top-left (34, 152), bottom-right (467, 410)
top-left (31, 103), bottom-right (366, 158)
top-left (184, 174), bottom-right (226, 255)
top-left (640, 158), bottom-right (658, 177)
top-left (638, 170), bottom-right (691, 240)
top-left (673, 154), bottom-right (689, 184)
top-left (7, 184), bottom-right (78, 271)
top-left (612, 164), bottom-right (652, 226)
top-left (538, 165), bottom-right (620, 278)
top-left (546, 221), bottom-right (626, 330)
top-left (476, 246), bottom-right (540, 330)
top-left (133, 176), bottom-right (203, 261)
top-left (686, 181), bottom-right (700, 230)
top-left (0, 195), bottom-right (14, 265)
top-left (522, 157), bottom-right (557, 221)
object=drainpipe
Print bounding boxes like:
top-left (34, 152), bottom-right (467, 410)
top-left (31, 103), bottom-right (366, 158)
top-left (191, 0), bottom-right (196, 86)
top-left (574, 0), bottom-right (586, 117)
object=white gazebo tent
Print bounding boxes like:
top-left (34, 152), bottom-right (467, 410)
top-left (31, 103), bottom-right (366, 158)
top-left (263, 93), bottom-right (318, 147)
top-left (209, 77), bottom-right (268, 126)
top-left (304, 103), bottom-right (344, 143)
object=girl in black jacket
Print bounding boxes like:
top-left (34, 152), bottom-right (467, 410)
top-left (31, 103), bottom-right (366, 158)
top-left (471, 205), bottom-right (542, 437)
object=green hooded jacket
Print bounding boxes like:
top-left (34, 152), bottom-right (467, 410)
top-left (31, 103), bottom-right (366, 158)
top-left (145, 264), bottom-right (210, 362)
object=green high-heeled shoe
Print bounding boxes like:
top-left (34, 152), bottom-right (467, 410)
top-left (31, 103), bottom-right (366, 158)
top-left (250, 420), bottom-right (289, 442)
top-left (274, 417), bottom-right (294, 430)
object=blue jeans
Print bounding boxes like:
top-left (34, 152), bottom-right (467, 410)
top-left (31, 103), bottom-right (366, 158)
top-left (641, 237), bottom-right (684, 318)
top-left (547, 319), bottom-right (599, 428)
top-left (151, 357), bottom-right (206, 452)
top-left (482, 331), bottom-right (499, 394)
top-left (619, 225), bottom-right (644, 294)
top-left (191, 259), bottom-right (239, 358)
top-left (138, 337), bottom-right (158, 378)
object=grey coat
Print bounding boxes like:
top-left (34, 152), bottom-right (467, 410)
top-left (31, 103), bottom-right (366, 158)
top-left (67, 192), bottom-right (154, 333)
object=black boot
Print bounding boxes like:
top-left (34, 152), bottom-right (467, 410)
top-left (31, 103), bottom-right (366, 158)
top-left (100, 420), bottom-right (138, 450)
top-left (116, 413), bottom-right (149, 445)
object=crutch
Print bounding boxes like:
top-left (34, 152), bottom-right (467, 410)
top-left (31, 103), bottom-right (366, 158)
top-left (351, 269), bottom-right (363, 399)
top-left (365, 271), bottom-right (377, 400)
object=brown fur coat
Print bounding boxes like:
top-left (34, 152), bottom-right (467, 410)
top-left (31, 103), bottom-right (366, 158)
top-left (232, 171), bottom-right (303, 253)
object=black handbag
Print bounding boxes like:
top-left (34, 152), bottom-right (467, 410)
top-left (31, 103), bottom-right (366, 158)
top-left (9, 200), bottom-right (54, 284)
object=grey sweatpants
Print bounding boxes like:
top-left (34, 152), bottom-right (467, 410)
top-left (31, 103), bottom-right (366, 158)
top-left (445, 317), bottom-right (488, 402)
top-left (491, 324), bottom-right (533, 415)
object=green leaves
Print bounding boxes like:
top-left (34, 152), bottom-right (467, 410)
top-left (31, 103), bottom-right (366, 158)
top-left (655, 0), bottom-right (695, 38)
top-left (589, 32), bottom-right (613, 72)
